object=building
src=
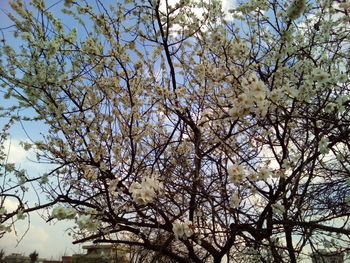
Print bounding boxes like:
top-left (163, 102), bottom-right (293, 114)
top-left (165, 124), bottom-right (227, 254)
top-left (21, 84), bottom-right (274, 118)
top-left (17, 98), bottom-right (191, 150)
top-left (71, 245), bottom-right (129, 263)
top-left (311, 251), bottom-right (344, 263)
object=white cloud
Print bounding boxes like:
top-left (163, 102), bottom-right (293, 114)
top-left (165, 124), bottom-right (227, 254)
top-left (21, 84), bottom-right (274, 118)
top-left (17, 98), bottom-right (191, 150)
top-left (0, 212), bottom-right (81, 259)
top-left (4, 198), bottom-right (19, 213)
top-left (2, 138), bottom-right (52, 175)
top-left (3, 139), bottom-right (29, 164)
top-left (222, 0), bottom-right (236, 17)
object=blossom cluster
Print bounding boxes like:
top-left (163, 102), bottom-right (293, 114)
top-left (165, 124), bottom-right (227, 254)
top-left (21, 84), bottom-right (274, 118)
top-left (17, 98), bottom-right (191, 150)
top-left (229, 73), bottom-right (268, 119)
top-left (228, 164), bottom-right (273, 185)
top-left (108, 178), bottom-right (120, 196)
top-left (257, 167), bottom-right (273, 181)
top-left (129, 175), bottom-right (163, 205)
top-left (311, 68), bottom-right (330, 84)
top-left (76, 214), bottom-right (100, 232)
top-left (0, 224), bottom-right (11, 233)
top-left (83, 166), bottom-right (99, 181)
top-left (286, 0), bottom-right (306, 20)
top-left (230, 191), bottom-right (240, 208)
top-left (52, 206), bottom-right (77, 220)
top-left (0, 207), bottom-right (6, 215)
top-left (228, 164), bottom-right (246, 185)
top-left (52, 206), bottom-right (101, 232)
top-left (318, 137), bottom-right (330, 154)
top-left (17, 209), bottom-right (26, 220)
top-left (172, 220), bottom-right (194, 239)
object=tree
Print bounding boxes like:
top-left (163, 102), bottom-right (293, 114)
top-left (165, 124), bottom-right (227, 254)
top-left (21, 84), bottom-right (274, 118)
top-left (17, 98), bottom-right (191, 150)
top-left (0, 249), bottom-right (5, 263)
top-left (0, 0), bottom-right (349, 262)
top-left (29, 250), bottom-right (39, 263)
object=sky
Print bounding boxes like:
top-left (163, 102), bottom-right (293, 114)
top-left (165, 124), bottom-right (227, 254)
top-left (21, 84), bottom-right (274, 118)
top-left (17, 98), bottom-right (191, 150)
top-left (0, 0), bottom-right (237, 260)
top-left (1, 139), bottom-right (83, 259)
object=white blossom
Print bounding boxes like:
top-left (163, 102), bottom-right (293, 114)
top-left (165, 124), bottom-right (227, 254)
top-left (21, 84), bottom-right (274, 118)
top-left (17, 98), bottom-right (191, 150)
top-left (318, 137), bottom-right (330, 154)
top-left (0, 207), bottom-right (7, 215)
top-left (17, 210), bottom-right (26, 220)
top-left (172, 221), bottom-right (194, 239)
top-left (52, 206), bottom-right (76, 220)
top-left (228, 164), bottom-right (246, 185)
top-left (129, 175), bottom-right (163, 205)
top-left (77, 214), bottom-right (100, 232)
top-left (286, 0), bottom-right (306, 20)
top-left (230, 191), bottom-right (240, 208)
top-left (311, 68), bottom-right (330, 83)
top-left (108, 178), bottom-right (120, 196)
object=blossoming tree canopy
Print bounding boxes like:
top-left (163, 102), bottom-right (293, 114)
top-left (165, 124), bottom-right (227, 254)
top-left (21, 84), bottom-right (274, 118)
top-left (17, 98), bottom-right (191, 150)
top-left (0, 0), bottom-right (349, 262)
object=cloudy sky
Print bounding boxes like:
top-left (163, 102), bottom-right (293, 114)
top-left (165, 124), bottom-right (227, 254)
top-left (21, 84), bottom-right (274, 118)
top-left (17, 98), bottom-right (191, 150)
top-left (1, 139), bottom-right (83, 259)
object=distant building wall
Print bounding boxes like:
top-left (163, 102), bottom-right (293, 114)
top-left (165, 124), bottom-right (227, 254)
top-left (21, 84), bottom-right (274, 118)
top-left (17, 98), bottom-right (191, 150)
top-left (311, 252), bottom-right (344, 263)
top-left (71, 245), bottom-right (129, 263)
top-left (4, 253), bottom-right (30, 263)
